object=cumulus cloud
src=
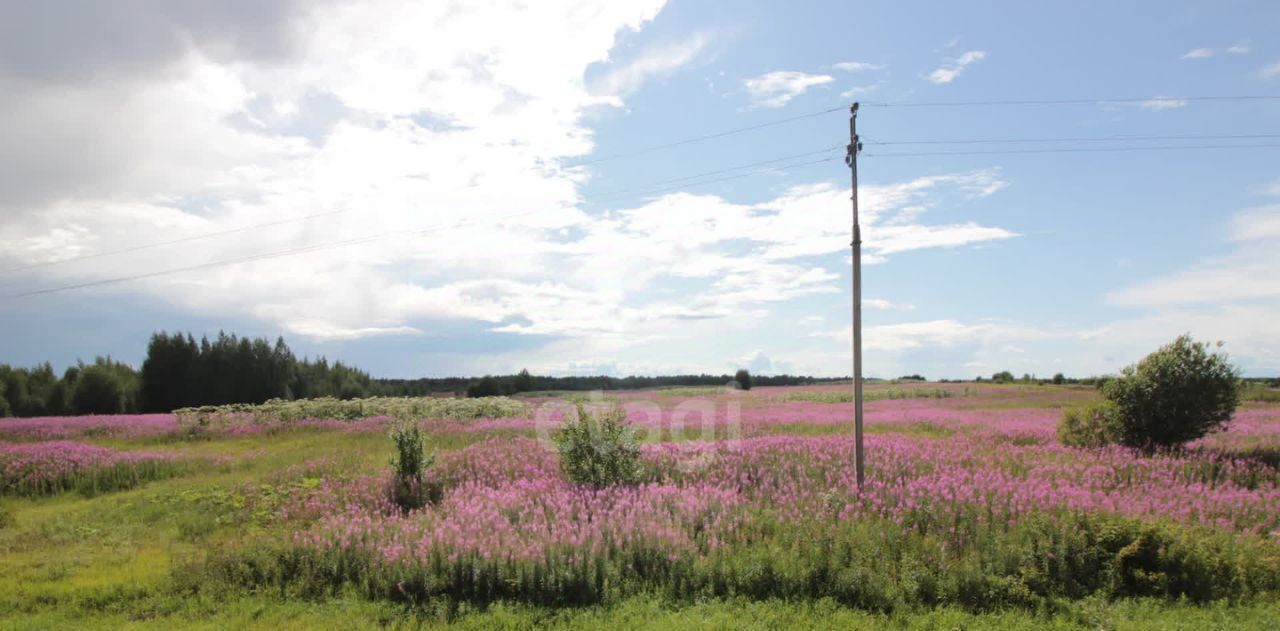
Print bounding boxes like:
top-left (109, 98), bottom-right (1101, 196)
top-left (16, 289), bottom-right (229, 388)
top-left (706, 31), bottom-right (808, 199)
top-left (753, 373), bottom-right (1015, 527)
top-left (1227, 44), bottom-right (1250, 55)
top-left (588, 32), bottom-right (710, 100)
top-left (741, 70), bottom-right (834, 108)
top-left (1262, 61), bottom-right (1280, 79)
top-left (0, 0), bottom-right (1028, 378)
top-left (926, 50), bottom-right (986, 84)
top-left (1181, 47), bottom-right (1214, 59)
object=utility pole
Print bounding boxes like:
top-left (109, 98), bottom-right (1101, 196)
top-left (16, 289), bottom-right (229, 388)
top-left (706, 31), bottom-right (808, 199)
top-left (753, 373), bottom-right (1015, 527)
top-left (846, 102), bottom-right (865, 489)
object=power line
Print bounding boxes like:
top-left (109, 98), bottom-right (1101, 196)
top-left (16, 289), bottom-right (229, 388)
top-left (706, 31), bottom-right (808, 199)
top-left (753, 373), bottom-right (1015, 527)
top-left (2, 156), bottom-right (841, 300)
top-left (567, 106), bottom-right (845, 166)
top-left (862, 95), bottom-right (1280, 108)
top-left (0, 209), bottom-right (348, 275)
top-left (10, 93), bottom-right (1277, 275)
top-left (583, 145), bottom-right (842, 201)
top-left (863, 142), bottom-right (1280, 157)
top-left (864, 133), bottom-right (1280, 146)
top-left (1, 146), bottom-right (843, 279)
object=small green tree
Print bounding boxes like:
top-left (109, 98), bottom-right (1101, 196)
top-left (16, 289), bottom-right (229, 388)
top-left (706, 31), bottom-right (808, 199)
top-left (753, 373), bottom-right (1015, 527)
top-left (388, 419), bottom-right (437, 510)
top-left (991, 371), bottom-right (1015, 384)
top-left (734, 369), bottom-right (752, 391)
top-left (1052, 372), bottom-right (1066, 385)
top-left (1102, 335), bottom-right (1240, 451)
top-left (553, 404), bottom-right (641, 489)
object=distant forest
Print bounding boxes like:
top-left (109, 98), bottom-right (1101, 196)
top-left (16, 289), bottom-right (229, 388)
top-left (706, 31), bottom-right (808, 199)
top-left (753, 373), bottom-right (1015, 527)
top-left (0, 331), bottom-right (840, 416)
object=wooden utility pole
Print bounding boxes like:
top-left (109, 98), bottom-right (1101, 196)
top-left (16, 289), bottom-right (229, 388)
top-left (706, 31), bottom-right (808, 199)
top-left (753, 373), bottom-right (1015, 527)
top-left (846, 102), bottom-right (865, 489)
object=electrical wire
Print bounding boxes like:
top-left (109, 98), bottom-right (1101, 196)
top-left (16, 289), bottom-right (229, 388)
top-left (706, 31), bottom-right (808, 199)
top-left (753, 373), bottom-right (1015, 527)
top-left (1, 156), bottom-right (842, 300)
top-left (862, 142), bottom-right (1280, 157)
top-left (861, 95), bottom-right (1280, 108)
top-left (0, 145), bottom-right (844, 279)
top-left (567, 106), bottom-right (845, 166)
top-left (863, 133), bottom-right (1280, 146)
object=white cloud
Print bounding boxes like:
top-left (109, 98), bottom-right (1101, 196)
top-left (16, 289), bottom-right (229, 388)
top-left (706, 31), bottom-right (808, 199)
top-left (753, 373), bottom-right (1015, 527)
top-left (1109, 205), bottom-right (1280, 306)
top-left (0, 0), bottom-right (1025, 376)
top-left (840, 84), bottom-right (880, 100)
top-left (741, 70), bottom-right (834, 108)
top-left (1181, 48), bottom-right (1214, 59)
top-left (832, 61), bottom-right (884, 72)
top-left (926, 50), bottom-right (986, 84)
top-left (1262, 60), bottom-right (1280, 79)
top-left (1231, 204), bottom-right (1280, 241)
top-left (589, 32), bottom-right (709, 100)
top-left (1227, 44), bottom-right (1250, 55)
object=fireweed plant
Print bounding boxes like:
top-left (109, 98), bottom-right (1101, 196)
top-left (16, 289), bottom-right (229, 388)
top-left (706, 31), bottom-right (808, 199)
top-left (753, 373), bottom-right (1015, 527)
top-left (0, 440), bottom-right (184, 496)
top-left (5, 383), bottom-right (1279, 617)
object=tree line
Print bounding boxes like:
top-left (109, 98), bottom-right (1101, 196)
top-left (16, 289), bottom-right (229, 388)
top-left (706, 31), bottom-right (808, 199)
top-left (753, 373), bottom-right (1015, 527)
top-left (1, 331), bottom-right (841, 416)
top-left (0, 332), bottom-right (393, 416)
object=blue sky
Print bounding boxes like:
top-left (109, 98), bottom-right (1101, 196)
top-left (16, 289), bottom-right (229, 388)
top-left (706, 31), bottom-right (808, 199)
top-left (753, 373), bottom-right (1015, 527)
top-left (1, 0), bottom-right (1278, 379)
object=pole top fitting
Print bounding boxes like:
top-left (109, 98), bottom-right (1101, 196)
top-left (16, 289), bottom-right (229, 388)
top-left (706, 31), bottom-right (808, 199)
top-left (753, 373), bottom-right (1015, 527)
top-left (850, 102), bottom-right (859, 114)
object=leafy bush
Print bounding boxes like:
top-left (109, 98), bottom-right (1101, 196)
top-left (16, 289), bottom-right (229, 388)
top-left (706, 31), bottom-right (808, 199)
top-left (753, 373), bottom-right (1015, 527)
top-left (1102, 335), bottom-right (1240, 451)
top-left (553, 404), bottom-right (641, 488)
top-left (734, 369), bottom-right (752, 391)
top-left (388, 420), bottom-right (437, 510)
top-left (1057, 402), bottom-right (1122, 448)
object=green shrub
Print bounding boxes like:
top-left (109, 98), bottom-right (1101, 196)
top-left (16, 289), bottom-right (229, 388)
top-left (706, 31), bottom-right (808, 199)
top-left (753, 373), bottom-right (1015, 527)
top-left (553, 404), bottom-right (641, 489)
top-left (388, 420), bottom-right (436, 510)
top-left (734, 369), bottom-right (752, 391)
top-left (991, 371), bottom-right (1016, 384)
top-left (1102, 335), bottom-right (1240, 451)
top-left (1058, 402), bottom-right (1122, 448)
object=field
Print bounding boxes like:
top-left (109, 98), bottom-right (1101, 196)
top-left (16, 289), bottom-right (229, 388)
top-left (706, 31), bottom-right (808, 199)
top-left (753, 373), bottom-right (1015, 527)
top-left (1, 383), bottom-right (1279, 629)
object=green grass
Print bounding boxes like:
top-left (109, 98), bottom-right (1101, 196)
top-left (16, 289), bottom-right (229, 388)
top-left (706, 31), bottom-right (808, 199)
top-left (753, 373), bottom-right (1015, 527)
top-left (6, 595), bottom-right (1280, 630)
top-left (1, 386), bottom-right (1278, 628)
top-left (1242, 386), bottom-right (1280, 403)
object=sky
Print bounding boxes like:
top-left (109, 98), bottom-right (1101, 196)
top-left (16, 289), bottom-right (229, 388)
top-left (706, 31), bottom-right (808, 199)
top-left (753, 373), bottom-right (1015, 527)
top-left (1, 0), bottom-right (1279, 380)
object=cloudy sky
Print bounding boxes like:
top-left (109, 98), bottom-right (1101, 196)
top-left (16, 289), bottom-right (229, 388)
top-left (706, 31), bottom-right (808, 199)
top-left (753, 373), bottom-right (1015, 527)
top-left (2, 1), bottom-right (1279, 379)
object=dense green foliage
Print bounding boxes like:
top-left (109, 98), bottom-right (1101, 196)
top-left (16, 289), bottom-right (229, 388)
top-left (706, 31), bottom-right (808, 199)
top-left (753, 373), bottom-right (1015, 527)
top-left (0, 358), bottom-right (134, 416)
top-left (1102, 336), bottom-right (1240, 450)
top-left (1058, 402), bottom-right (1123, 448)
top-left (553, 405), bottom-right (641, 489)
top-left (734, 369), bottom-right (752, 391)
top-left (139, 332), bottom-right (387, 411)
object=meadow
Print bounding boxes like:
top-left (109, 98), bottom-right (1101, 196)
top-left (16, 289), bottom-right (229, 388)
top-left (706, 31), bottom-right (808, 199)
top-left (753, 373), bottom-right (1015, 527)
top-left (1, 382), bottom-right (1278, 629)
